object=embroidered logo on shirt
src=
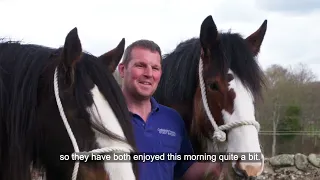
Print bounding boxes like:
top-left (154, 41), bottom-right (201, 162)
top-left (157, 128), bottom-right (176, 137)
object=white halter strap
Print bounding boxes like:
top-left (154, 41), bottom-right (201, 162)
top-left (198, 58), bottom-right (260, 142)
top-left (53, 67), bottom-right (130, 180)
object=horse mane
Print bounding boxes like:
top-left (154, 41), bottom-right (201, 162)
top-left (0, 39), bottom-right (135, 179)
top-left (154, 37), bottom-right (201, 104)
top-left (154, 31), bottom-right (266, 104)
top-left (0, 57), bottom-right (4, 176)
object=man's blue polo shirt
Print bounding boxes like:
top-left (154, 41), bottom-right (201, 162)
top-left (131, 97), bottom-right (195, 180)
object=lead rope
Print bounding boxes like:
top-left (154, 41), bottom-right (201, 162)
top-left (198, 58), bottom-right (260, 179)
top-left (53, 67), bottom-right (131, 180)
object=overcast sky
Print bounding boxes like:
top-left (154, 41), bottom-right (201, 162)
top-left (0, 0), bottom-right (319, 79)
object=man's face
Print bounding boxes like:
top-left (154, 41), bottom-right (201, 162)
top-left (119, 47), bottom-right (162, 100)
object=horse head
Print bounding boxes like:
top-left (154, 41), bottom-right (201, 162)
top-left (195, 15), bottom-right (267, 178)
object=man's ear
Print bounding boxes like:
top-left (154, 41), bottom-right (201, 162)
top-left (118, 62), bottom-right (125, 78)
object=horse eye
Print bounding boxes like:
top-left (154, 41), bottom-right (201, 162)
top-left (208, 82), bottom-right (219, 91)
top-left (227, 73), bottom-right (234, 82)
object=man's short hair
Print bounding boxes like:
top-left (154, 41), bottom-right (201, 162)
top-left (122, 39), bottom-right (162, 67)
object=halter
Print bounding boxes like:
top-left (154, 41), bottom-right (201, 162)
top-left (53, 67), bottom-right (131, 180)
top-left (198, 58), bottom-right (260, 142)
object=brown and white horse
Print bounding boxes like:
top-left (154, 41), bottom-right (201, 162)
top-left (154, 15), bottom-right (267, 179)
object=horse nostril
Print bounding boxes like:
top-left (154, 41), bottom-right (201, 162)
top-left (233, 159), bottom-right (263, 178)
top-left (232, 161), bottom-right (247, 177)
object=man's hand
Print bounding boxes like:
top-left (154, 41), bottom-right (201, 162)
top-left (182, 162), bottom-right (222, 180)
top-left (202, 162), bottom-right (223, 180)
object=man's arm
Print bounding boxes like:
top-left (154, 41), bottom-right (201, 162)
top-left (173, 127), bottom-right (196, 179)
top-left (173, 118), bottom-right (222, 179)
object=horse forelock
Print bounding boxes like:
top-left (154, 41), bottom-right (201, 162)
top-left (218, 32), bottom-right (266, 99)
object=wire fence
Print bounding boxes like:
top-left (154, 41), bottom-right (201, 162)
top-left (258, 131), bottom-right (320, 157)
top-left (259, 131), bottom-right (320, 135)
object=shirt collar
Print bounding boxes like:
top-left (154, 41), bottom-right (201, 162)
top-left (150, 97), bottom-right (160, 113)
top-left (128, 97), bottom-right (160, 116)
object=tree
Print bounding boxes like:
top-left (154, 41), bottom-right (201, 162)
top-left (277, 105), bottom-right (302, 141)
top-left (255, 63), bottom-right (319, 156)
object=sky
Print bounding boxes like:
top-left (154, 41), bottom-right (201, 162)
top-left (0, 0), bottom-right (319, 79)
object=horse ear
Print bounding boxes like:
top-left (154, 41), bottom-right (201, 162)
top-left (246, 20), bottom-right (267, 56)
top-left (62, 27), bottom-right (82, 68)
top-left (98, 38), bottom-right (125, 73)
top-left (200, 15), bottom-right (219, 51)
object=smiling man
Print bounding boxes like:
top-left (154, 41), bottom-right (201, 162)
top-left (118, 39), bottom-right (221, 180)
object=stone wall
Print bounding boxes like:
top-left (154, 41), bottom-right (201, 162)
top-left (257, 153), bottom-right (320, 180)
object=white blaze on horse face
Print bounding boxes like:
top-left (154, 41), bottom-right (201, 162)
top-left (88, 85), bottom-right (136, 180)
top-left (224, 70), bottom-right (264, 176)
